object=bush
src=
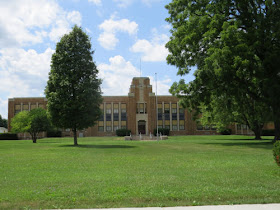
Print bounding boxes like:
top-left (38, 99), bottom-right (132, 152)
top-left (220, 128), bottom-right (232, 135)
top-left (116, 129), bottom-right (131, 136)
top-left (47, 129), bottom-right (62, 137)
top-left (262, 129), bottom-right (275, 136)
top-left (153, 128), bottom-right (170, 136)
top-left (0, 133), bottom-right (18, 140)
top-left (273, 141), bottom-right (280, 166)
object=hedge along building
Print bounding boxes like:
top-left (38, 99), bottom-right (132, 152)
top-left (8, 77), bottom-right (260, 138)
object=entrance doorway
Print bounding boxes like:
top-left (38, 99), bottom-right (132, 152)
top-left (138, 120), bottom-right (146, 134)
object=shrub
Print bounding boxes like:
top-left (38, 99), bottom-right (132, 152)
top-left (153, 128), bottom-right (170, 136)
top-left (116, 129), bottom-right (131, 136)
top-left (0, 133), bottom-right (18, 140)
top-left (262, 129), bottom-right (275, 136)
top-left (273, 141), bottom-right (280, 167)
top-left (47, 129), bottom-right (62, 137)
top-left (220, 128), bottom-right (232, 135)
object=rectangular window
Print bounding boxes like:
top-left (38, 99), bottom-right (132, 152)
top-left (179, 120), bottom-right (185, 130)
top-left (171, 103), bottom-right (177, 113)
top-left (179, 106), bottom-right (185, 120)
top-left (22, 104), bottom-right (29, 111)
top-left (15, 104), bottom-right (21, 114)
top-left (157, 120), bottom-right (163, 129)
top-left (197, 125), bottom-right (203, 130)
top-left (204, 125), bottom-right (210, 130)
top-left (137, 103), bottom-right (145, 114)
top-left (172, 120), bottom-right (177, 130)
top-left (164, 113), bottom-right (170, 120)
top-left (106, 104), bottom-right (112, 114)
top-left (113, 114), bottom-right (119, 121)
top-left (99, 104), bottom-right (104, 121)
top-left (157, 103), bottom-right (162, 113)
top-left (121, 103), bottom-right (126, 114)
top-left (113, 104), bottom-right (119, 113)
top-left (165, 120), bottom-right (170, 129)
top-left (113, 121), bottom-right (119, 131)
top-left (139, 103), bottom-right (144, 114)
top-left (211, 125), bottom-right (217, 130)
top-left (98, 121), bottom-right (104, 132)
top-left (106, 114), bottom-right (111, 121)
top-left (164, 103), bottom-right (170, 114)
top-left (121, 121), bottom-right (127, 129)
top-left (30, 104), bottom-right (37, 110)
top-left (113, 104), bottom-right (119, 121)
top-left (106, 121), bottom-right (111, 132)
top-left (38, 104), bottom-right (44, 109)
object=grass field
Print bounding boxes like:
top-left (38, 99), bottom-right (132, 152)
top-left (0, 135), bottom-right (279, 209)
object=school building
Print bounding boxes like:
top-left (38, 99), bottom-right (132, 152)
top-left (8, 77), bottom-right (263, 138)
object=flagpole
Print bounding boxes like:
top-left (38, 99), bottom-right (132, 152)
top-left (155, 73), bottom-right (158, 141)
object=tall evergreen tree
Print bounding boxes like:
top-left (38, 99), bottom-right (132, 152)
top-left (166, 0), bottom-right (280, 140)
top-left (45, 25), bottom-right (102, 145)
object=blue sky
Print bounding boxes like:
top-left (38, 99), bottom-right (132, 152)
top-left (0, 0), bottom-right (195, 119)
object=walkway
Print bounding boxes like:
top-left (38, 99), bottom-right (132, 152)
top-left (86, 204), bottom-right (280, 210)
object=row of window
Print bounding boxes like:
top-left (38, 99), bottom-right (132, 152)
top-left (196, 125), bottom-right (217, 131)
top-left (98, 121), bottom-right (127, 132)
top-left (14, 103), bottom-right (44, 114)
top-left (157, 119), bottom-right (185, 130)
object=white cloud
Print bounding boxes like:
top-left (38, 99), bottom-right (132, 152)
top-left (67, 11), bottom-right (82, 26)
top-left (141, 0), bottom-right (161, 6)
top-left (130, 29), bottom-right (169, 62)
top-left (98, 55), bottom-right (140, 95)
top-left (88, 0), bottom-right (102, 6)
top-left (148, 75), bottom-right (172, 95)
top-left (97, 55), bottom-right (172, 96)
top-left (98, 17), bottom-right (138, 50)
top-left (0, 47), bottom-right (54, 118)
top-left (0, 48), bottom-right (54, 79)
top-left (113, 0), bottom-right (134, 8)
top-left (0, 0), bottom-right (82, 46)
top-left (113, 0), bottom-right (160, 8)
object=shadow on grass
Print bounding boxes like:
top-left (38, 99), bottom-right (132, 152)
top-left (59, 144), bottom-right (136, 149)
top-left (215, 138), bottom-right (273, 141)
top-left (201, 141), bottom-right (273, 150)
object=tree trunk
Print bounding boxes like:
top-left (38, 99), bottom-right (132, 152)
top-left (274, 120), bottom-right (280, 141)
top-left (250, 122), bottom-right (263, 140)
top-left (253, 129), bottom-right (262, 140)
top-left (273, 108), bottom-right (280, 142)
top-left (73, 127), bottom-right (78, 146)
top-left (31, 133), bottom-right (37, 143)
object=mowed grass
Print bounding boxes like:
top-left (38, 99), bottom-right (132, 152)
top-left (0, 135), bottom-right (279, 209)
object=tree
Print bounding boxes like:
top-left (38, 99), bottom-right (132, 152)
top-left (11, 108), bottom-right (50, 143)
top-left (45, 25), bottom-right (102, 146)
top-left (0, 115), bottom-right (7, 128)
top-left (166, 0), bottom-right (280, 140)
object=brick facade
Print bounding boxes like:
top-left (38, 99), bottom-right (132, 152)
top-left (8, 77), bottom-right (260, 138)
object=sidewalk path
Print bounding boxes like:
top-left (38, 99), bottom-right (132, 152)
top-left (82, 204), bottom-right (280, 210)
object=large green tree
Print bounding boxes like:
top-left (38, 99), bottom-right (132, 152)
top-left (11, 108), bottom-right (50, 143)
top-left (45, 25), bottom-right (102, 146)
top-left (166, 0), bottom-right (280, 140)
top-left (0, 115), bottom-right (7, 128)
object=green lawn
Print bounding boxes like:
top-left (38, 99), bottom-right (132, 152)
top-left (0, 135), bottom-right (279, 209)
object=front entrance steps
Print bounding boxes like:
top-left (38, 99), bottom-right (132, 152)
top-left (124, 134), bottom-right (168, 141)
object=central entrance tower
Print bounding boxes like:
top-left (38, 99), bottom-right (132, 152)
top-left (127, 77), bottom-right (156, 135)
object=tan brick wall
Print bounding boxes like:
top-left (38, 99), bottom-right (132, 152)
top-left (10, 77), bottom-right (270, 138)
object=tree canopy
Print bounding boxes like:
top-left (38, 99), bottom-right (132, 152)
top-left (45, 25), bottom-right (103, 145)
top-left (0, 115), bottom-right (7, 128)
top-left (166, 0), bottom-right (280, 140)
top-left (11, 108), bottom-right (50, 143)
